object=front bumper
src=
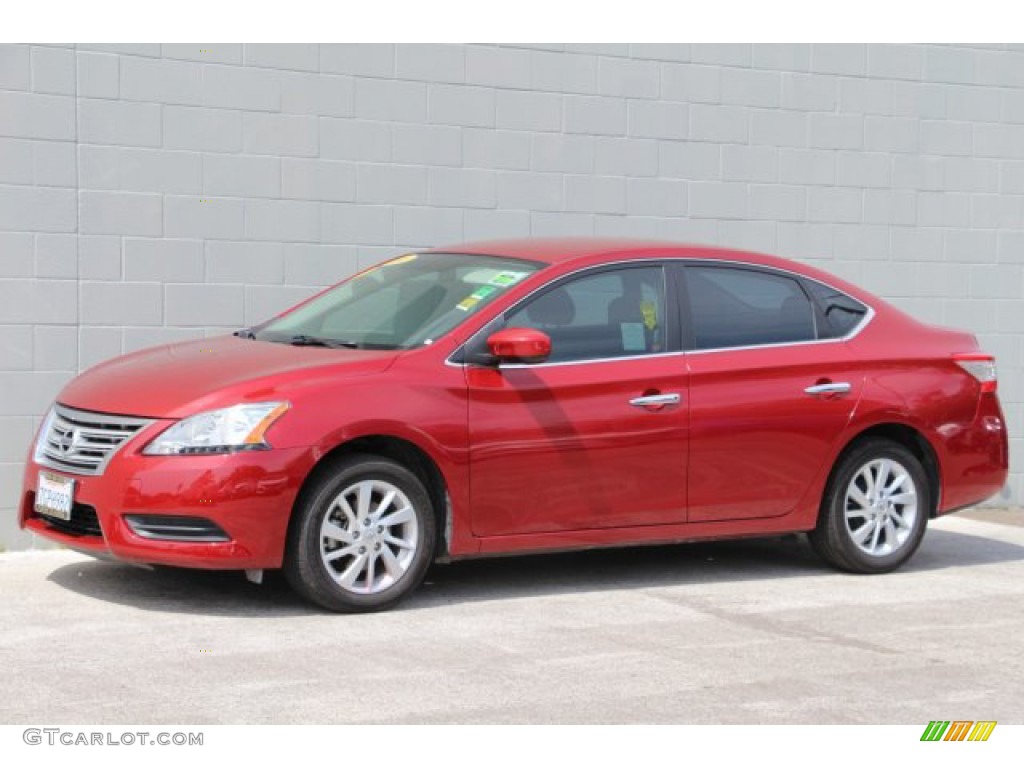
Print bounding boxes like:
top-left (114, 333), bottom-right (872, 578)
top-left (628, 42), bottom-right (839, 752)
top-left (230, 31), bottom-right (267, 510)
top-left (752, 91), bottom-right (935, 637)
top-left (20, 437), bottom-right (316, 570)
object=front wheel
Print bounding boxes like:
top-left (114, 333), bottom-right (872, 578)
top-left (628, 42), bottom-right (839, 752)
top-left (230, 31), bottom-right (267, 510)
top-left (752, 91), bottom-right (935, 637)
top-left (285, 455), bottom-right (436, 612)
top-left (809, 438), bottom-right (930, 574)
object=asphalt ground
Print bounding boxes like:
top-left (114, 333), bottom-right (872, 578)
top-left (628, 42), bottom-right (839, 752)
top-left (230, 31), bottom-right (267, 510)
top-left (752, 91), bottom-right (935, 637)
top-left (2, 509), bottom-right (1022, 724)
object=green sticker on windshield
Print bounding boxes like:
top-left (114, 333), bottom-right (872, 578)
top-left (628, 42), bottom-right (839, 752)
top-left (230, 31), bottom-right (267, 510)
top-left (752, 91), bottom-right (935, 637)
top-left (456, 285), bottom-right (498, 312)
top-left (489, 271), bottom-right (528, 287)
top-left (471, 285), bottom-right (497, 300)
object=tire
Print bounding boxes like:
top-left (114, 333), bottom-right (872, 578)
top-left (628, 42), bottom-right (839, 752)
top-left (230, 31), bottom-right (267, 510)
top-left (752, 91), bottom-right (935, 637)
top-left (284, 454), bottom-right (436, 612)
top-left (809, 438), bottom-right (930, 574)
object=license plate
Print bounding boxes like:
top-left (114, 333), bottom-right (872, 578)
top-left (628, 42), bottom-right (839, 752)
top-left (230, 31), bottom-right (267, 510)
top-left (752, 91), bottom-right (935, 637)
top-left (35, 471), bottom-right (75, 522)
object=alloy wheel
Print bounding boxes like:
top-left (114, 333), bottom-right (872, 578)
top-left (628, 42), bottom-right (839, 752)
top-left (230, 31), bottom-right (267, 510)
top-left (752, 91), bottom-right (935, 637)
top-left (319, 479), bottom-right (419, 594)
top-left (843, 458), bottom-right (919, 557)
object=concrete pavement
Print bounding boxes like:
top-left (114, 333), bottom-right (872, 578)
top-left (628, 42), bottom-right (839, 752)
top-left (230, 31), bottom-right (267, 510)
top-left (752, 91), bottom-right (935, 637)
top-left (2, 511), bottom-right (1023, 724)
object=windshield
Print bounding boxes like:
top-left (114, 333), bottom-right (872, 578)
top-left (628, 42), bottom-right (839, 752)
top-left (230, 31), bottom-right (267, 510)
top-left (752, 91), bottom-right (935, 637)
top-left (254, 252), bottom-right (543, 349)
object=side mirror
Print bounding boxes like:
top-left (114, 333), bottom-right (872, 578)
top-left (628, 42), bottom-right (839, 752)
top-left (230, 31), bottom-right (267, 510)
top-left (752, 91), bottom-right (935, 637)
top-left (486, 328), bottom-right (551, 365)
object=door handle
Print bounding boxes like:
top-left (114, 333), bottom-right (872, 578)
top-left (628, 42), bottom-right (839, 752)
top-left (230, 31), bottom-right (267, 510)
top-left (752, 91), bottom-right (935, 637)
top-left (629, 393), bottom-right (682, 408)
top-left (804, 382), bottom-right (852, 397)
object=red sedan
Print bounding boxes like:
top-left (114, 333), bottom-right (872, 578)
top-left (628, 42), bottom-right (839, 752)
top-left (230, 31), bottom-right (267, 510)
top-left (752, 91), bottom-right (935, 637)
top-left (20, 239), bottom-right (1009, 612)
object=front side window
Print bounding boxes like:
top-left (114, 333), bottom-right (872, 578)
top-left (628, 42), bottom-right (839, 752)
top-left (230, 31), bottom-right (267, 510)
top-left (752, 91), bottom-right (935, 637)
top-left (685, 266), bottom-right (817, 350)
top-left (255, 252), bottom-right (542, 349)
top-left (503, 266), bottom-right (668, 363)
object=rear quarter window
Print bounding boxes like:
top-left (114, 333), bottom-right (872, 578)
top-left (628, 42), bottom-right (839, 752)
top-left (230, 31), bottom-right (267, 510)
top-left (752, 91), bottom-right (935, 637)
top-left (803, 280), bottom-right (869, 339)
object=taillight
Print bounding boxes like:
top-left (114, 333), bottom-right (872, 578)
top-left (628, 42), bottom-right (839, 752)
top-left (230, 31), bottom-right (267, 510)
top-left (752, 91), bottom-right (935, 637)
top-left (954, 354), bottom-right (997, 393)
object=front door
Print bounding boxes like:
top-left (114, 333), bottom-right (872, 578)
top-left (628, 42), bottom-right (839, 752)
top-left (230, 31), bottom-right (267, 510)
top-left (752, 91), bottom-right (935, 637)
top-left (466, 264), bottom-right (689, 537)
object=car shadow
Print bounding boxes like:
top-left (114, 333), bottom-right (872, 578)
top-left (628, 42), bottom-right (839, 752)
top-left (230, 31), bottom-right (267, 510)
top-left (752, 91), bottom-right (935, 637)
top-left (46, 561), bottom-right (318, 618)
top-left (45, 526), bottom-right (1024, 618)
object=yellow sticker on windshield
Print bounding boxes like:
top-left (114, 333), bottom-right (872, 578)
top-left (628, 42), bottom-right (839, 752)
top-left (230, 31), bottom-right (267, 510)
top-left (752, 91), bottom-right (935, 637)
top-left (456, 284), bottom-right (498, 312)
top-left (640, 300), bottom-right (657, 331)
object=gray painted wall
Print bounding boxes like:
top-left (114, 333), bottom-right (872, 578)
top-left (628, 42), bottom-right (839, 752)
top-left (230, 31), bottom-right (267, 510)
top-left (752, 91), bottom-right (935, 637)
top-left (1, 43), bottom-right (1021, 550)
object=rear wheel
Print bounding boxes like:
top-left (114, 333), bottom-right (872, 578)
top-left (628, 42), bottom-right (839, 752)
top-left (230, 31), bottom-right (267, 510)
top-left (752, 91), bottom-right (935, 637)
top-left (285, 455), bottom-right (435, 612)
top-left (809, 438), bottom-right (930, 574)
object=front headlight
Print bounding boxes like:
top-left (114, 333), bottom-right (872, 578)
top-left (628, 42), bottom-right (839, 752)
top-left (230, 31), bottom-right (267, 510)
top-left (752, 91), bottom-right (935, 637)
top-left (143, 402), bottom-right (290, 456)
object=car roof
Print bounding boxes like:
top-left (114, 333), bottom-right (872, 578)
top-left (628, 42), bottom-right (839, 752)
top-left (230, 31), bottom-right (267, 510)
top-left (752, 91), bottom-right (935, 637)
top-left (425, 237), bottom-right (878, 307)
top-left (428, 237), bottom-right (800, 271)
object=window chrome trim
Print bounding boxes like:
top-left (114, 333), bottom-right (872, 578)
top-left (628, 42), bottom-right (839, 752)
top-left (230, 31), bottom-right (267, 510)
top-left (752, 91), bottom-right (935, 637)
top-left (682, 307), bottom-right (875, 356)
top-left (498, 350), bottom-right (687, 370)
top-left (446, 256), bottom-right (876, 368)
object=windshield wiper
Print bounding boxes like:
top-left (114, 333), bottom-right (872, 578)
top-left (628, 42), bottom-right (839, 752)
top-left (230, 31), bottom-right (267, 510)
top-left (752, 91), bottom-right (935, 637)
top-left (288, 335), bottom-right (361, 349)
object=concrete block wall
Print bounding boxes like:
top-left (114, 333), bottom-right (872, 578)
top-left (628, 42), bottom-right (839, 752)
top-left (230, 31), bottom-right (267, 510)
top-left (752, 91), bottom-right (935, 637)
top-left (1, 43), bottom-right (1022, 550)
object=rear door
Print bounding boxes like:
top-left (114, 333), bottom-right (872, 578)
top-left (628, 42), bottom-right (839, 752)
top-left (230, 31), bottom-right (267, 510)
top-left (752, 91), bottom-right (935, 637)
top-left (678, 263), bottom-right (864, 522)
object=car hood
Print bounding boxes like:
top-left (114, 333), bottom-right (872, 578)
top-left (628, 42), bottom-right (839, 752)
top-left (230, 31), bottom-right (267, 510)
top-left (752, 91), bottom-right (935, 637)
top-left (57, 335), bottom-right (400, 419)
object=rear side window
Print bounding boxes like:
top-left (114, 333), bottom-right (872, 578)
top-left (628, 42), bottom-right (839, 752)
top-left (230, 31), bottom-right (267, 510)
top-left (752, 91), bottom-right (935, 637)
top-left (803, 280), bottom-right (869, 339)
top-left (684, 266), bottom-right (817, 350)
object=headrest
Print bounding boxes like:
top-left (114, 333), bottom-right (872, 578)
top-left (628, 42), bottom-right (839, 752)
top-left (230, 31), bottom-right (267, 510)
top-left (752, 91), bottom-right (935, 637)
top-left (525, 289), bottom-right (575, 327)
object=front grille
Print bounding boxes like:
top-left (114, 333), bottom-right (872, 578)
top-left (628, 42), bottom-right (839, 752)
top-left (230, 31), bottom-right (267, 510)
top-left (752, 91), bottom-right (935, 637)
top-left (124, 514), bottom-right (230, 542)
top-left (33, 497), bottom-right (103, 537)
top-left (37, 404), bottom-right (153, 476)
